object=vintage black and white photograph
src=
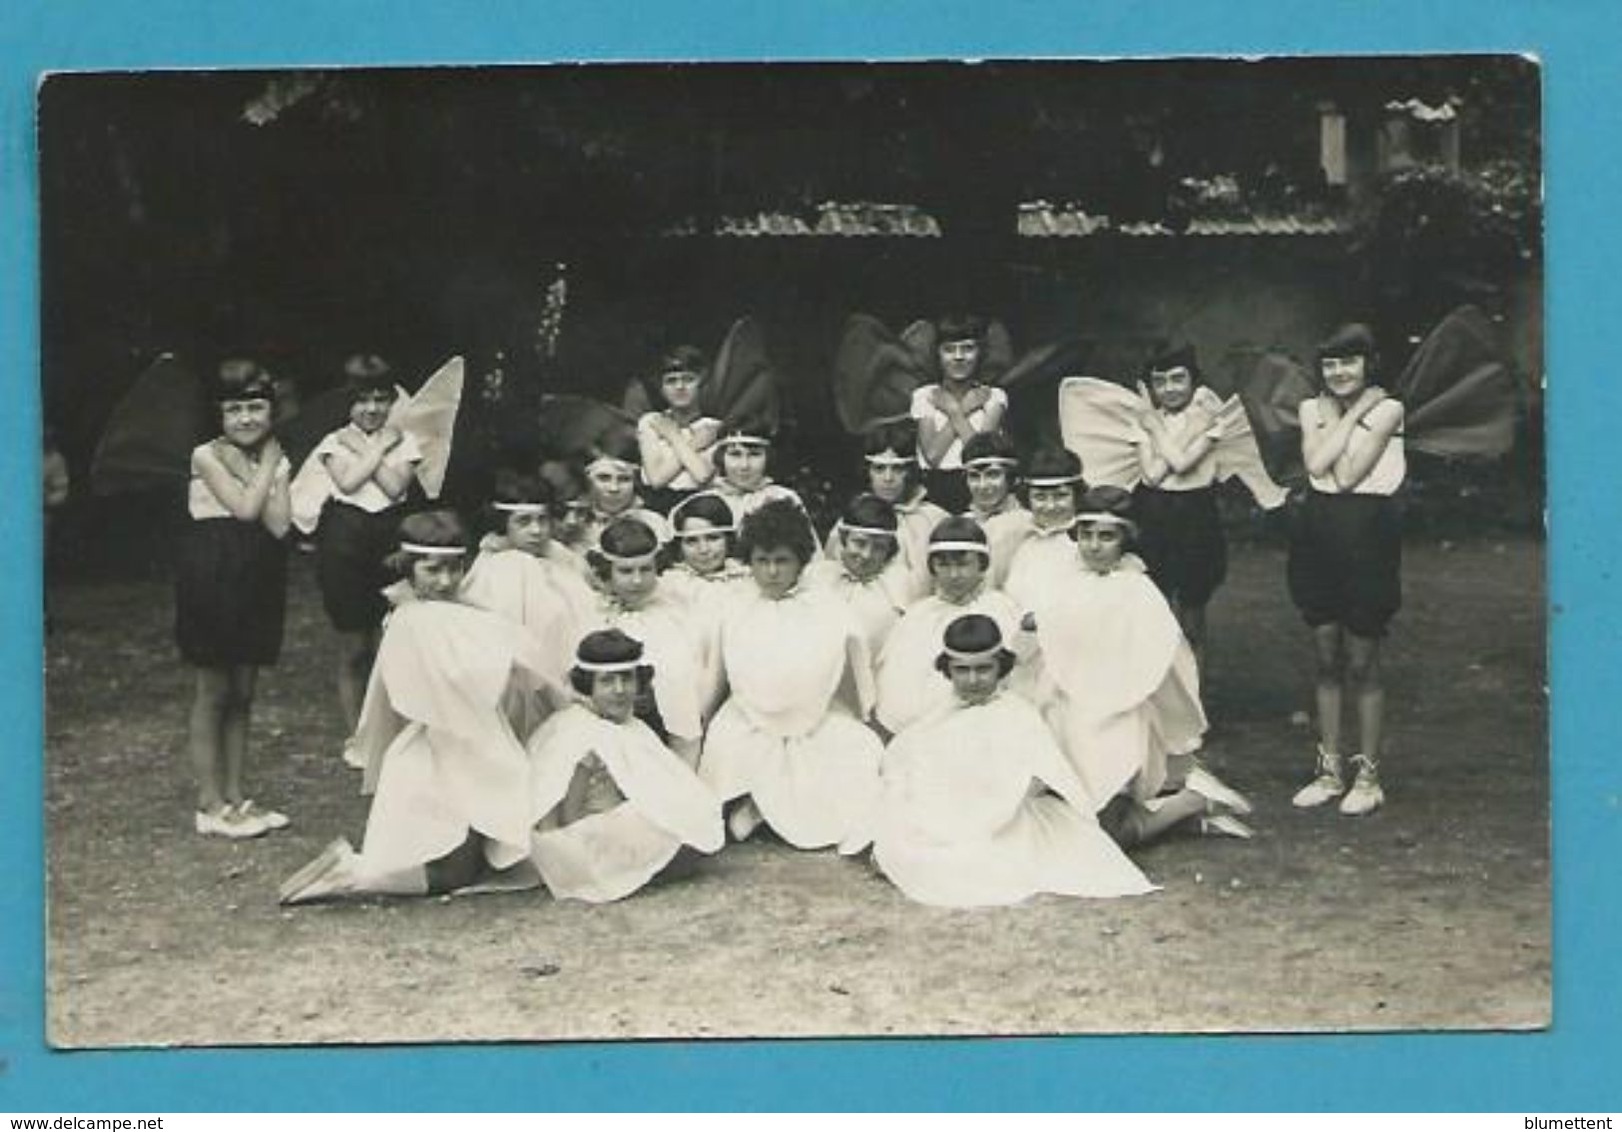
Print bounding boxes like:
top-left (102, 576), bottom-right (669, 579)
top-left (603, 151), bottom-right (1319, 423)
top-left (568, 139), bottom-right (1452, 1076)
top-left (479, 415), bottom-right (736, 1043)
top-left (41, 57), bottom-right (1545, 1047)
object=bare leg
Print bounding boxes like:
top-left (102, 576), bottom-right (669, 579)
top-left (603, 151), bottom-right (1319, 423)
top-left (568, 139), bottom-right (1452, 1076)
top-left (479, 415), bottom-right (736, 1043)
top-left (188, 667), bottom-right (232, 813)
top-left (336, 628), bottom-right (376, 734)
top-left (1311, 624), bottom-right (1345, 757)
top-left (221, 666), bottom-right (258, 805)
top-left (1109, 789), bottom-right (1210, 848)
top-left (1344, 632), bottom-right (1385, 760)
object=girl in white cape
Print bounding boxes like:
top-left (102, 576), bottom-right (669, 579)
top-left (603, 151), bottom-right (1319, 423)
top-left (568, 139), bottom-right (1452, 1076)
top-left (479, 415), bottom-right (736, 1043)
top-left (700, 499), bottom-right (884, 850)
top-left (873, 614), bottom-right (1155, 907)
top-left (528, 629), bottom-right (724, 903)
top-left (460, 469), bottom-right (599, 737)
top-left (279, 511), bottom-right (563, 903)
top-left (804, 493), bottom-right (911, 658)
top-left (1029, 487), bottom-right (1255, 846)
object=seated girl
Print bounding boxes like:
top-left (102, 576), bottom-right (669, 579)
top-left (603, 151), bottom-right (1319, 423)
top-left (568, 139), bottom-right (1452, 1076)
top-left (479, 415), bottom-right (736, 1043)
top-left (659, 491), bottom-right (750, 716)
top-left (875, 515), bottom-right (1028, 737)
top-left (1027, 487), bottom-right (1253, 844)
top-left (461, 469), bottom-right (600, 733)
top-left (699, 499), bottom-right (883, 850)
top-left (804, 493), bottom-right (911, 658)
top-left (564, 433), bottom-right (672, 556)
top-left (528, 629), bottom-right (724, 903)
top-left (279, 510), bottom-right (563, 904)
top-left (959, 430), bottom-right (1032, 589)
top-left (838, 420), bottom-right (947, 599)
top-left (584, 517), bottom-right (706, 764)
top-left (1002, 446), bottom-right (1087, 610)
top-left (707, 421), bottom-right (812, 535)
top-left (872, 614), bottom-right (1156, 907)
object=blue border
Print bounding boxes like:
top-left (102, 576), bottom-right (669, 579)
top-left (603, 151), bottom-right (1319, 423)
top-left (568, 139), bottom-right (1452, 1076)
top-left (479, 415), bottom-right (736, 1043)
top-left (4, 0), bottom-right (1614, 1112)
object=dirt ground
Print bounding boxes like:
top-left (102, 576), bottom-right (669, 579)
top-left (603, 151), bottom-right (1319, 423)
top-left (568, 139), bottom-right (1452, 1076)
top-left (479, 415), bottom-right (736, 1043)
top-left (43, 535), bottom-right (1548, 1047)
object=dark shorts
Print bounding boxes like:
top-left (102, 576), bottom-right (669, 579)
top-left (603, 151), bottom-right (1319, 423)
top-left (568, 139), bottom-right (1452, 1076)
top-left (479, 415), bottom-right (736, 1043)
top-left (1135, 485), bottom-right (1227, 607)
top-left (316, 501), bottom-right (402, 632)
top-left (1286, 491), bottom-right (1402, 638)
top-left (923, 468), bottom-right (970, 515)
top-left (175, 518), bottom-right (288, 667)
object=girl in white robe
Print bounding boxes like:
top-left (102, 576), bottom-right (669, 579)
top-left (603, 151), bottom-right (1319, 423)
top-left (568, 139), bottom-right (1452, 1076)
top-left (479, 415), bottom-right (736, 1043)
top-left (873, 614), bottom-right (1156, 907)
top-left (1002, 446), bottom-right (1087, 612)
top-left (700, 499), bottom-right (883, 850)
top-left (825, 422), bottom-right (947, 601)
top-left (461, 469), bottom-right (599, 737)
top-left (1028, 487), bottom-right (1254, 845)
top-left (875, 515), bottom-right (1029, 737)
top-left (804, 493), bottom-right (911, 658)
top-left (528, 629), bottom-right (724, 902)
top-left (707, 425), bottom-right (815, 546)
top-left (658, 492), bottom-right (750, 717)
top-left (584, 517), bottom-right (707, 766)
top-left (280, 511), bottom-right (563, 904)
top-left (960, 431), bottom-right (1032, 591)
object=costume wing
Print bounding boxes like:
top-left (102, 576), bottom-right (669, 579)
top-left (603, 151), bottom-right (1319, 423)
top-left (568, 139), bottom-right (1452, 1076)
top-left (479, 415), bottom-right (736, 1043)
top-left (536, 393), bottom-right (638, 459)
top-left (1232, 349), bottom-right (1316, 487)
top-left (393, 356), bottom-right (464, 499)
top-left (1209, 393), bottom-right (1290, 510)
top-left (1397, 306), bottom-right (1519, 459)
top-left (89, 353), bottom-right (206, 495)
top-left (1057, 376), bottom-right (1145, 490)
top-left (707, 315), bottom-right (781, 434)
top-left (832, 314), bottom-right (930, 433)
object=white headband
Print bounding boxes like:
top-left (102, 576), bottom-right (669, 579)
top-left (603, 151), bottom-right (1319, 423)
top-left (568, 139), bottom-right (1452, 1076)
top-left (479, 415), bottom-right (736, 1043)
top-left (841, 524), bottom-right (899, 539)
top-left (864, 452), bottom-right (915, 467)
top-left (1026, 474), bottom-right (1084, 487)
top-left (678, 523), bottom-right (736, 538)
top-left (492, 502), bottom-right (551, 514)
top-left (720, 433), bottom-right (770, 447)
top-left (575, 656), bottom-right (644, 673)
top-left (1076, 512), bottom-right (1135, 529)
top-left (597, 547), bottom-right (659, 565)
top-left (586, 456), bottom-right (638, 476)
top-left (942, 644), bottom-right (1004, 663)
top-left (400, 542), bottom-right (466, 556)
top-left (929, 540), bottom-right (991, 554)
top-left (963, 457), bottom-right (1019, 469)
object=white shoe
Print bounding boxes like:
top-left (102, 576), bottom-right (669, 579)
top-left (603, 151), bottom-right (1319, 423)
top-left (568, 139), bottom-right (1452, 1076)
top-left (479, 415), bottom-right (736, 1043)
top-left (1184, 762), bottom-right (1253, 816)
top-left (1338, 755), bottom-right (1385, 816)
top-left (1290, 747), bottom-right (1345, 809)
top-left (278, 838), bottom-right (358, 904)
top-left (233, 800), bottom-right (289, 831)
top-left (195, 806), bottom-right (268, 839)
top-left (341, 740), bottom-right (366, 770)
top-left (727, 799), bottom-right (763, 842)
top-left (1199, 813), bottom-right (1256, 840)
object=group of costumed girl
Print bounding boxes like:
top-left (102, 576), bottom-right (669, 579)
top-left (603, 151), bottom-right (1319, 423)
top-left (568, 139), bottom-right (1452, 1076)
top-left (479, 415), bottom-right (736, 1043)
top-left (129, 304), bottom-right (1516, 908)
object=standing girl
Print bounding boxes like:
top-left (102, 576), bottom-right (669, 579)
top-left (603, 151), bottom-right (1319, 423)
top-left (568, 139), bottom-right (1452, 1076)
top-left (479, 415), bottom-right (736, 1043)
top-left (1133, 344), bottom-right (1228, 670)
top-left (635, 345), bottom-right (721, 508)
top-left (278, 510), bottom-right (561, 903)
top-left (528, 629), bottom-right (724, 903)
top-left (180, 359), bottom-right (293, 838)
top-left (699, 499), bottom-right (884, 850)
top-left (910, 314), bottom-right (1009, 514)
top-left (295, 354), bottom-right (421, 744)
top-left (1286, 324), bottom-right (1405, 816)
